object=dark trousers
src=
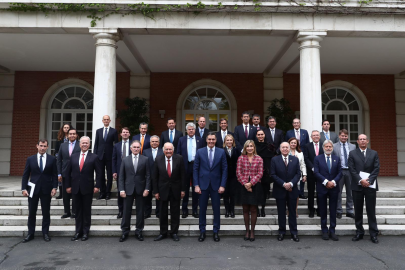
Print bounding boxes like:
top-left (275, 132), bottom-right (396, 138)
top-left (261, 182), bottom-right (270, 207)
top-left (117, 191), bottom-right (124, 212)
top-left (62, 177), bottom-right (76, 215)
top-left (307, 175), bottom-right (319, 210)
top-left (145, 191), bottom-right (160, 216)
top-left (159, 190), bottom-right (180, 235)
top-left (121, 192), bottom-right (144, 235)
top-left (182, 162), bottom-right (199, 213)
top-left (73, 189), bottom-right (93, 235)
top-left (199, 184), bottom-right (221, 233)
top-left (28, 190), bottom-right (52, 235)
top-left (318, 190), bottom-right (338, 233)
top-left (353, 188), bottom-right (379, 237)
top-left (223, 192), bottom-right (235, 213)
top-left (299, 180), bottom-right (305, 196)
top-left (100, 156), bottom-right (113, 195)
top-left (337, 169), bottom-right (354, 214)
top-left (275, 193), bottom-right (297, 235)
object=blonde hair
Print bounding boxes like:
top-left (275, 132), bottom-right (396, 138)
top-left (222, 134), bottom-right (236, 148)
top-left (242, 140), bottom-right (257, 155)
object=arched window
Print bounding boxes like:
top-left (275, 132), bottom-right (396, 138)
top-left (182, 86), bottom-right (231, 131)
top-left (322, 88), bottom-right (362, 144)
top-left (48, 85), bottom-right (93, 155)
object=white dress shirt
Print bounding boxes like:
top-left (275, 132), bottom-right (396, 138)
top-left (79, 151), bottom-right (88, 165)
top-left (322, 154), bottom-right (336, 187)
top-left (243, 124), bottom-right (250, 136)
top-left (281, 155), bottom-right (293, 188)
top-left (103, 126), bottom-right (110, 136)
top-left (269, 128), bottom-right (275, 141)
top-left (207, 146), bottom-right (216, 160)
top-left (168, 129), bottom-right (176, 140)
top-left (187, 135), bottom-right (197, 161)
top-left (339, 141), bottom-right (350, 168)
top-left (37, 153), bottom-right (47, 169)
top-left (165, 156), bottom-right (172, 174)
top-left (221, 130), bottom-right (228, 141)
top-left (121, 139), bottom-right (130, 155)
top-left (226, 146), bottom-right (232, 156)
top-left (323, 130), bottom-right (330, 140)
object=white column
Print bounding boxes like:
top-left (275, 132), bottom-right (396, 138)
top-left (297, 31), bottom-right (327, 135)
top-left (89, 28), bottom-right (121, 145)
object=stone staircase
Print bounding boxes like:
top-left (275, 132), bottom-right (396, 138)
top-left (1, 187), bottom-right (405, 238)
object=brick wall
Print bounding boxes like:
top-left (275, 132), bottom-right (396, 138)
top-left (10, 71), bottom-right (130, 175)
top-left (283, 73), bottom-right (397, 176)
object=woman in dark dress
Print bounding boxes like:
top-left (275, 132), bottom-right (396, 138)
top-left (236, 140), bottom-right (264, 241)
top-left (222, 134), bottom-right (241, 218)
top-left (54, 123), bottom-right (72, 199)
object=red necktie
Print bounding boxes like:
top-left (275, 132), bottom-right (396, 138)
top-left (167, 159), bottom-right (171, 177)
top-left (244, 125), bottom-right (248, 138)
top-left (80, 153), bottom-right (85, 172)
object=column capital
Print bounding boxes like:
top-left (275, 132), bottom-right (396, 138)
top-left (296, 31), bottom-right (327, 50)
top-left (89, 28), bottom-right (122, 48)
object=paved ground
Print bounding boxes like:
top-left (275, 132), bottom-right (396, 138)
top-left (0, 236), bottom-right (403, 269)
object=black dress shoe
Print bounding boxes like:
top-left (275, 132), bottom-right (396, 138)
top-left (336, 213), bottom-right (342, 219)
top-left (322, 232), bottom-right (329, 240)
top-left (135, 233), bottom-right (144, 241)
top-left (198, 232), bottom-right (206, 242)
top-left (261, 207), bottom-right (266, 217)
top-left (225, 211), bottom-right (229, 218)
top-left (144, 214), bottom-right (151, 219)
top-left (192, 212), bottom-right (199, 218)
top-left (230, 211), bottom-right (235, 218)
top-left (81, 234), bottom-right (88, 241)
top-left (299, 194), bottom-right (307, 199)
top-left (346, 213), bottom-right (355, 219)
top-left (213, 233), bottom-right (220, 242)
top-left (105, 194), bottom-right (111, 200)
top-left (277, 234), bottom-right (284, 241)
top-left (71, 214), bottom-right (76, 219)
top-left (182, 212), bottom-right (188, 218)
top-left (117, 212), bottom-right (123, 219)
top-left (371, 236), bottom-right (379, 244)
top-left (352, 234), bottom-right (364, 241)
top-left (97, 194), bottom-right (106, 200)
top-left (71, 233), bottom-right (82, 241)
top-left (119, 234), bottom-right (128, 242)
top-left (22, 234), bottom-right (34, 243)
top-left (329, 232), bottom-right (339, 241)
top-left (257, 206), bottom-right (261, 217)
top-left (61, 213), bottom-right (71, 219)
top-left (171, 234), bottom-right (179, 242)
top-left (244, 231), bottom-right (250, 241)
top-left (43, 234), bottom-right (51, 242)
top-left (309, 209), bottom-right (315, 218)
top-left (291, 235), bottom-right (300, 242)
top-left (154, 234), bottom-right (167, 241)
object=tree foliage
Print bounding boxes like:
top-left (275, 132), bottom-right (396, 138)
top-left (265, 98), bottom-right (295, 134)
top-left (117, 97), bottom-right (153, 137)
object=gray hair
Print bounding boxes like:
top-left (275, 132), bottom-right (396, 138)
top-left (186, 122), bottom-right (196, 130)
top-left (322, 140), bottom-right (334, 148)
top-left (139, 122), bottom-right (148, 129)
top-left (293, 118), bottom-right (301, 123)
top-left (311, 130), bottom-right (320, 135)
top-left (280, 142), bottom-right (290, 148)
top-left (80, 136), bottom-right (90, 143)
top-left (131, 140), bottom-right (141, 147)
top-left (150, 135), bottom-right (160, 141)
top-left (163, 142), bottom-right (174, 151)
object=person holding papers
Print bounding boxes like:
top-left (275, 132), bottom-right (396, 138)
top-left (348, 134), bottom-right (380, 244)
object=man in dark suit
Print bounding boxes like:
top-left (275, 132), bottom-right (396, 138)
top-left (118, 140), bottom-right (151, 242)
top-left (57, 128), bottom-right (80, 219)
top-left (320, 120), bottom-right (339, 145)
top-left (215, 118), bottom-right (233, 148)
top-left (271, 142), bottom-right (301, 242)
top-left (132, 122), bottom-right (151, 154)
top-left (348, 134), bottom-right (380, 244)
top-left (252, 114), bottom-right (265, 131)
top-left (66, 136), bottom-right (103, 241)
top-left (153, 142), bottom-right (186, 242)
top-left (160, 118), bottom-right (183, 149)
top-left (314, 140), bottom-right (342, 241)
top-left (112, 127), bottom-right (131, 219)
top-left (196, 116), bottom-right (210, 147)
top-left (21, 139), bottom-right (58, 243)
top-left (234, 111), bottom-right (257, 150)
top-left (264, 116), bottom-right (284, 156)
top-left (93, 115), bottom-right (118, 200)
top-left (285, 118), bottom-right (310, 147)
top-left (142, 135), bottom-right (163, 218)
top-left (177, 122), bottom-right (204, 218)
top-left (194, 132), bottom-right (227, 242)
top-left (303, 130), bottom-right (324, 216)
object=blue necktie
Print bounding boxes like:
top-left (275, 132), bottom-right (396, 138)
top-left (342, 143), bottom-right (348, 167)
top-left (200, 129), bottom-right (204, 138)
top-left (103, 128), bottom-right (108, 141)
top-left (40, 155), bottom-right (44, 172)
top-left (209, 148), bottom-right (213, 168)
top-left (170, 130), bottom-right (173, 143)
top-left (327, 156), bottom-right (331, 173)
top-left (188, 137), bottom-right (193, 162)
top-left (325, 132), bottom-right (329, 140)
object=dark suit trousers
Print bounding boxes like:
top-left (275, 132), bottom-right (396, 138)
top-left (159, 190), bottom-right (180, 235)
top-left (307, 175), bottom-right (318, 211)
top-left (353, 188), bottom-right (379, 237)
top-left (28, 190), bottom-right (52, 234)
top-left (73, 189), bottom-right (93, 235)
top-left (275, 193), bottom-right (298, 235)
top-left (62, 177), bottom-right (76, 215)
top-left (318, 190), bottom-right (338, 233)
top-left (299, 180), bottom-right (305, 196)
top-left (182, 162), bottom-right (199, 213)
top-left (121, 191), bottom-right (144, 235)
top-left (199, 184), bottom-right (221, 233)
top-left (145, 190), bottom-right (160, 216)
top-left (100, 155), bottom-right (113, 195)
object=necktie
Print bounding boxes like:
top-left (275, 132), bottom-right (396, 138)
top-left (315, 143), bottom-right (319, 156)
top-left (296, 130), bottom-right (300, 141)
top-left (69, 142), bottom-right (73, 156)
top-left (325, 132), bottom-right (330, 140)
top-left (362, 150), bottom-right (366, 157)
top-left (133, 155), bottom-right (138, 174)
top-left (167, 158), bottom-right (171, 177)
top-left (271, 129), bottom-right (274, 141)
top-left (170, 130), bottom-right (173, 143)
top-left (244, 125), bottom-right (248, 138)
top-left (79, 153), bottom-right (85, 172)
top-left (141, 135), bottom-right (145, 154)
top-left (327, 156), bottom-right (331, 173)
top-left (284, 157), bottom-right (288, 167)
top-left (200, 129), bottom-right (204, 138)
top-left (188, 137), bottom-right (193, 162)
top-left (228, 149), bottom-right (232, 156)
top-left (153, 149), bottom-right (156, 161)
top-left (103, 128), bottom-right (108, 141)
top-left (122, 141), bottom-right (127, 158)
top-left (222, 131), bottom-right (226, 141)
top-left (209, 148), bottom-right (213, 168)
top-left (342, 143), bottom-right (348, 167)
top-left (256, 126), bottom-right (260, 131)
top-left (40, 155), bottom-right (44, 172)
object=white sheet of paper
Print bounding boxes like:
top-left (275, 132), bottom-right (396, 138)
top-left (359, 171), bottom-right (376, 189)
top-left (27, 182), bottom-right (35, 198)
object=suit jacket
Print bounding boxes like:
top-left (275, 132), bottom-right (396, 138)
top-left (270, 155), bottom-right (301, 200)
top-left (196, 128), bottom-right (210, 147)
top-left (57, 141), bottom-right (80, 178)
top-left (263, 128), bottom-right (284, 156)
top-left (333, 141), bottom-right (356, 167)
top-left (93, 127), bottom-right (119, 160)
top-left (160, 129), bottom-right (183, 149)
top-left (118, 154), bottom-right (151, 196)
top-left (193, 147), bottom-right (228, 191)
top-left (234, 124), bottom-right (257, 150)
top-left (285, 129), bottom-right (310, 147)
top-left (65, 152), bottom-right (103, 195)
top-left (22, 154), bottom-right (58, 195)
top-left (176, 135), bottom-right (204, 173)
top-left (320, 131), bottom-right (339, 145)
top-left (215, 130), bottom-right (234, 148)
top-left (152, 154), bottom-right (186, 201)
top-left (303, 142), bottom-right (324, 178)
top-left (225, 147), bottom-right (240, 181)
top-left (252, 125), bottom-right (266, 131)
top-left (314, 154), bottom-right (342, 195)
top-left (132, 134), bottom-right (151, 152)
top-left (112, 140), bottom-right (132, 176)
top-left (143, 147), bottom-right (164, 173)
top-left (348, 148), bottom-right (380, 191)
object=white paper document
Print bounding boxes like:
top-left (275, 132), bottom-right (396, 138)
top-left (27, 182), bottom-right (35, 198)
top-left (359, 171), bottom-right (376, 189)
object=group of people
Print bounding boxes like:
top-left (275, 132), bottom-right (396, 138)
top-left (21, 112), bottom-right (380, 244)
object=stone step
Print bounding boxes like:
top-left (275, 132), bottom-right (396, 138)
top-left (1, 224), bottom-right (405, 237)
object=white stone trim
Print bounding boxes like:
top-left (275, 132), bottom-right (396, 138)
top-left (0, 72), bottom-right (14, 175)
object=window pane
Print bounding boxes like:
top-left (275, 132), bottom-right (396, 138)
top-left (63, 113), bottom-right (72, 122)
top-left (76, 87), bottom-right (86, 98)
top-left (184, 99), bottom-right (196, 110)
top-left (344, 92), bottom-right (355, 104)
top-left (64, 87), bottom-right (75, 98)
top-left (207, 88), bottom-right (217, 98)
top-left (326, 89), bottom-right (336, 100)
top-left (196, 88), bottom-right (207, 99)
top-left (327, 101), bottom-right (347, 111)
top-left (86, 100), bottom-right (93, 109)
top-left (52, 113), bottom-right (61, 121)
top-left (350, 132), bottom-right (358, 141)
top-left (321, 92), bottom-right (329, 104)
top-left (217, 99), bottom-right (230, 110)
top-left (196, 101), bottom-right (217, 110)
top-left (77, 122), bottom-right (85, 131)
top-left (87, 122), bottom-right (92, 131)
top-left (336, 88), bottom-right (346, 100)
top-left (350, 124), bottom-right (358, 132)
top-left (185, 114), bottom-right (194, 122)
top-left (64, 99), bottom-right (85, 109)
top-left (325, 115), bottom-right (335, 122)
top-left (219, 114), bottom-right (228, 121)
top-left (55, 91), bottom-right (68, 103)
top-left (77, 113), bottom-right (85, 121)
top-left (82, 91), bottom-right (93, 102)
top-left (52, 122), bottom-right (61, 130)
top-left (51, 99), bottom-right (62, 109)
top-left (87, 113), bottom-right (93, 120)
top-left (348, 101), bottom-right (359, 110)
top-left (340, 124), bottom-right (348, 130)
top-left (339, 115), bottom-right (348, 122)
top-left (209, 114), bottom-right (218, 131)
top-left (350, 115), bottom-right (358, 122)
top-left (52, 131), bottom-right (58, 139)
